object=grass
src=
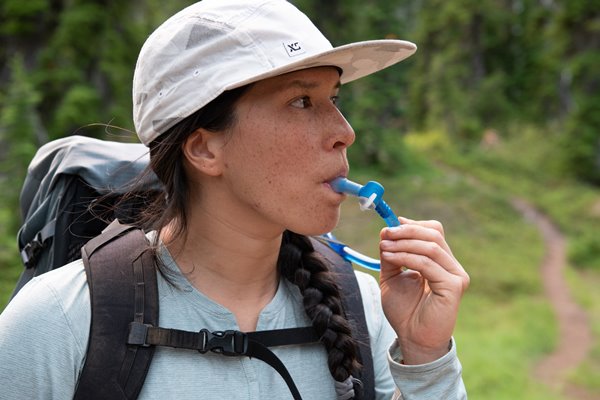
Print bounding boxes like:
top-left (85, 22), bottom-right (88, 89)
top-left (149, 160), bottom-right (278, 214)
top-left (401, 127), bottom-right (600, 398)
top-left (565, 268), bottom-right (600, 392)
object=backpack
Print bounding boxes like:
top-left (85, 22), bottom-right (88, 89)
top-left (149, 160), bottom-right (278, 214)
top-left (13, 135), bottom-right (159, 297)
top-left (12, 135), bottom-right (375, 399)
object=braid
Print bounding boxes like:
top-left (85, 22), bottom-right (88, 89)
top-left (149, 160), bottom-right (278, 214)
top-left (278, 230), bottom-right (362, 385)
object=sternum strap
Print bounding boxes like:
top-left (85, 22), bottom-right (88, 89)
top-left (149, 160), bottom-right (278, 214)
top-left (127, 322), bottom-right (320, 400)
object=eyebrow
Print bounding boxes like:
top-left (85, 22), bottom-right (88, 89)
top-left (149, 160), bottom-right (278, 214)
top-left (284, 79), bottom-right (342, 90)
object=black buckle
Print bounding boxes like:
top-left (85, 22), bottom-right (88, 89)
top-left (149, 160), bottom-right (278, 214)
top-left (127, 321), bottom-right (152, 347)
top-left (21, 233), bottom-right (45, 268)
top-left (199, 329), bottom-right (248, 356)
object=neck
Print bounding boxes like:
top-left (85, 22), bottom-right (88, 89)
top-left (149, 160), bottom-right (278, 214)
top-left (160, 204), bottom-right (284, 331)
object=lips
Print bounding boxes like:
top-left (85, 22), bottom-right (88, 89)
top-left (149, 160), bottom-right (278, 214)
top-left (323, 167), bottom-right (349, 185)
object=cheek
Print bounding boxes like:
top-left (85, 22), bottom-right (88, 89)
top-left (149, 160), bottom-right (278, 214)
top-left (222, 112), bottom-right (335, 232)
top-left (237, 118), bottom-right (317, 178)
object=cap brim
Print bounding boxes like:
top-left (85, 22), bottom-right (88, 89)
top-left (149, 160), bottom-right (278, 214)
top-left (226, 39), bottom-right (417, 90)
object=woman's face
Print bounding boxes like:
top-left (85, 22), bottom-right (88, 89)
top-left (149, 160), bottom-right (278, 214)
top-left (219, 67), bottom-right (355, 236)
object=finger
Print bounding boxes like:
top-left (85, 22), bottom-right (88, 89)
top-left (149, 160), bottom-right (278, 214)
top-left (383, 246), bottom-right (469, 293)
top-left (381, 251), bottom-right (469, 294)
top-left (380, 238), bottom-right (463, 277)
top-left (380, 236), bottom-right (470, 292)
top-left (381, 223), bottom-right (453, 256)
top-left (398, 217), bottom-right (445, 236)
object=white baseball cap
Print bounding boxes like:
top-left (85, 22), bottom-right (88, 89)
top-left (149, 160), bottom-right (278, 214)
top-left (133, 0), bottom-right (417, 146)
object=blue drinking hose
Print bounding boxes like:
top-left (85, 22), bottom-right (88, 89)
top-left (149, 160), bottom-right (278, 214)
top-left (321, 232), bottom-right (382, 271)
top-left (321, 177), bottom-right (401, 271)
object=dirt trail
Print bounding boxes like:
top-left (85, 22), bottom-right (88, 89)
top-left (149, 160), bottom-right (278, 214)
top-left (511, 198), bottom-right (594, 399)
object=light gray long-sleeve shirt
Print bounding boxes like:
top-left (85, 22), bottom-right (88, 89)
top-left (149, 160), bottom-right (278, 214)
top-left (0, 245), bottom-right (466, 399)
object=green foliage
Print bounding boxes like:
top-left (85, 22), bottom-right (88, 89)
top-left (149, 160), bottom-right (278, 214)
top-left (407, 0), bottom-right (560, 141)
top-left (0, 0), bottom-right (49, 35)
top-left (0, 55), bottom-right (41, 307)
top-left (569, 231), bottom-right (600, 271)
top-left (0, 54), bottom-right (40, 202)
top-left (561, 48), bottom-right (600, 184)
top-left (1, 0), bottom-right (195, 140)
top-left (54, 84), bottom-right (102, 134)
top-left (544, 0), bottom-right (600, 184)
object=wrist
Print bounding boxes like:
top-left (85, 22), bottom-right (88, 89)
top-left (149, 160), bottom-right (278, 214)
top-left (398, 338), bottom-right (452, 365)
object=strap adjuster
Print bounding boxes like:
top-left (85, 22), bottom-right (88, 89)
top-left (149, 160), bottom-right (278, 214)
top-left (20, 220), bottom-right (57, 268)
top-left (21, 234), bottom-right (44, 268)
top-left (127, 322), bottom-right (152, 347)
top-left (199, 329), bottom-right (248, 356)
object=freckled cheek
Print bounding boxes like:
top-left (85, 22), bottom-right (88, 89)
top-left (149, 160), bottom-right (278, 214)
top-left (236, 115), bottom-right (319, 191)
top-left (262, 135), bottom-right (313, 172)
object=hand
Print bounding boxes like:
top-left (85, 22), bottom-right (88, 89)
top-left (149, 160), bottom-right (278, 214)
top-left (379, 217), bottom-right (469, 365)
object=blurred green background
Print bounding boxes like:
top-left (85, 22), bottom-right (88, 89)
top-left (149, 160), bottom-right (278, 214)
top-left (0, 0), bottom-right (598, 398)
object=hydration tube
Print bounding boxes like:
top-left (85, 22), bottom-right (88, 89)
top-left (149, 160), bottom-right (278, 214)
top-left (321, 232), bottom-right (382, 272)
top-left (321, 177), bottom-right (401, 271)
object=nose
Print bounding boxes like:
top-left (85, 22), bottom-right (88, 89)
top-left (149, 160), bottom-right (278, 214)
top-left (326, 108), bottom-right (355, 151)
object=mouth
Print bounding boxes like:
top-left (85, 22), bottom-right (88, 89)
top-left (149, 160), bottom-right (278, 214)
top-left (324, 167), bottom-right (349, 184)
top-left (322, 168), bottom-right (349, 194)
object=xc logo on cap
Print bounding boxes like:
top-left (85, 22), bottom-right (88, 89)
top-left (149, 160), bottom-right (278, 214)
top-left (288, 42), bottom-right (302, 52)
top-left (283, 41), bottom-right (306, 57)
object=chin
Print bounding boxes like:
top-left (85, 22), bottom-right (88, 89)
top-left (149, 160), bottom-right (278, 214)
top-left (290, 212), bottom-right (340, 237)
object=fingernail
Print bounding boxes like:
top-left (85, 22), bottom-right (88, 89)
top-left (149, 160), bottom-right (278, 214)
top-left (381, 251), bottom-right (394, 259)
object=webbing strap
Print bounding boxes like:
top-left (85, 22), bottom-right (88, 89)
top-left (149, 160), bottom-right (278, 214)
top-left (75, 222), bottom-right (158, 400)
top-left (245, 339), bottom-right (303, 400)
top-left (20, 219), bottom-right (56, 268)
top-left (127, 323), bottom-right (320, 400)
top-left (128, 323), bottom-right (319, 351)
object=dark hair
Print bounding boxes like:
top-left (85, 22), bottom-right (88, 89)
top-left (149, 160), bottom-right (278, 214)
top-left (137, 86), bottom-right (362, 392)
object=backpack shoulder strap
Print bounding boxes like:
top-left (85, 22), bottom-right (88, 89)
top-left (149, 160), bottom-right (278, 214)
top-left (74, 220), bottom-right (158, 400)
top-left (310, 237), bottom-right (375, 400)
top-left (73, 223), bottom-right (373, 399)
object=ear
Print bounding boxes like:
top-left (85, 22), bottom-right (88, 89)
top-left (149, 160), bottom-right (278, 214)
top-left (182, 128), bottom-right (225, 177)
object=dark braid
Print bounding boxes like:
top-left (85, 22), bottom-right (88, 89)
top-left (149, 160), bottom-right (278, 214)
top-left (278, 230), bottom-right (362, 385)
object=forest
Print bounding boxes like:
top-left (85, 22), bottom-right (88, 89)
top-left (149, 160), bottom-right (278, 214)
top-left (0, 1), bottom-right (599, 399)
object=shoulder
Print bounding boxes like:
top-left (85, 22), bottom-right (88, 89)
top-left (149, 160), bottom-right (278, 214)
top-left (14, 259), bottom-right (88, 306)
top-left (0, 260), bottom-right (91, 398)
top-left (1, 260), bottom-right (90, 349)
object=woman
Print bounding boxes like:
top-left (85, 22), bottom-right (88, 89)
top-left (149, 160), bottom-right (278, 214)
top-left (0, 0), bottom-right (469, 398)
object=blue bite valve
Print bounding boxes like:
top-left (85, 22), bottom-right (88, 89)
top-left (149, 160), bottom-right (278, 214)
top-left (324, 177), bottom-right (401, 271)
top-left (330, 177), bottom-right (400, 228)
top-left (330, 177), bottom-right (362, 197)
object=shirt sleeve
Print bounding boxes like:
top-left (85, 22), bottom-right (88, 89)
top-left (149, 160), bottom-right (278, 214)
top-left (388, 338), bottom-right (467, 399)
top-left (0, 261), bottom-right (90, 400)
top-left (355, 271), bottom-right (467, 400)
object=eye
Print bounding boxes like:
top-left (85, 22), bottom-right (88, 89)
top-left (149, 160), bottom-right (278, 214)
top-left (331, 95), bottom-right (340, 107)
top-left (290, 96), bottom-right (312, 109)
